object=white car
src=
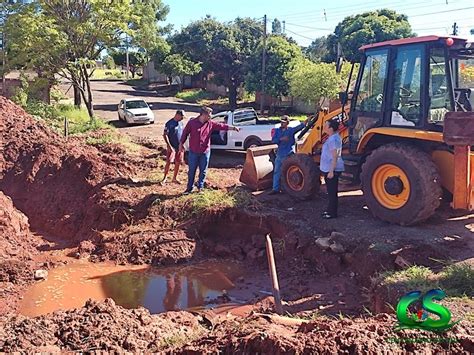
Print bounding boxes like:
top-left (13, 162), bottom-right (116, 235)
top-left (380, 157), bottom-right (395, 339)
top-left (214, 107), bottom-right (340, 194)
top-left (209, 108), bottom-right (301, 150)
top-left (118, 99), bottom-right (155, 125)
top-left (183, 108), bottom-right (302, 151)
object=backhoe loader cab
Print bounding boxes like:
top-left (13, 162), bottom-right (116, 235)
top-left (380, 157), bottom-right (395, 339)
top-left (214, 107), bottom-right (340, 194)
top-left (349, 36), bottom-right (472, 152)
top-left (240, 35), bottom-right (474, 225)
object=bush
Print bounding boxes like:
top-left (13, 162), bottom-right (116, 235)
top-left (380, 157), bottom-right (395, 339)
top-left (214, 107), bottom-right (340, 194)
top-left (23, 101), bottom-right (109, 135)
top-left (176, 89), bottom-right (217, 103)
top-left (91, 69), bottom-right (125, 79)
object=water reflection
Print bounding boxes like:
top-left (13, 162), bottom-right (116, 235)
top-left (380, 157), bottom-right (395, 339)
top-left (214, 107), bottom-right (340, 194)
top-left (20, 260), bottom-right (242, 317)
top-left (100, 262), bottom-right (240, 313)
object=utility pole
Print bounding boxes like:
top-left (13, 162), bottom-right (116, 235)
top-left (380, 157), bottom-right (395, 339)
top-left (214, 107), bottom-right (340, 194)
top-left (125, 34), bottom-right (130, 81)
top-left (260, 14), bottom-right (267, 114)
top-left (452, 22), bottom-right (458, 36)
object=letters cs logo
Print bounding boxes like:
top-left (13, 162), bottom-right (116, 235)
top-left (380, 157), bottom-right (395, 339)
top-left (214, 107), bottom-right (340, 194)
top-left (395, 289), bottom-right (459, 332)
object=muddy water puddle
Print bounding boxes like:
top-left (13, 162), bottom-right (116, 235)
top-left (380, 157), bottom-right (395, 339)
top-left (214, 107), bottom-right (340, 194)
top-left (20, 259), bottom-right (245, 317)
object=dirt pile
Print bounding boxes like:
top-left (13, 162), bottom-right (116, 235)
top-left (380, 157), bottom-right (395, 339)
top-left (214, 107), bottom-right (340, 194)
top-left (0, 298), bottom-right (203, 352)
top-left (0, 191), bottom-right (45, 316)
top-left (0, 191), bottom-right (38, 265)
top-left (180, 313), bottom-right (473, 354)
top-left (0, 97), bottom-right (136, 239)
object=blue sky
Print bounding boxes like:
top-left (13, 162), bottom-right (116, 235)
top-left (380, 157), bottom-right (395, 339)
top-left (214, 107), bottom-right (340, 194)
top-left (164, 0), bottom-right (474, 46)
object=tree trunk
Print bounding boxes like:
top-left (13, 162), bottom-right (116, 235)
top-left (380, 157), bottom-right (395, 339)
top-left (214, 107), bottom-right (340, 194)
top-left (228, 82), bottom-right (238, 110)
top-left (81, 64), bottom-right (94, 119)
top-left (73, 85), bottom-right (82, 107)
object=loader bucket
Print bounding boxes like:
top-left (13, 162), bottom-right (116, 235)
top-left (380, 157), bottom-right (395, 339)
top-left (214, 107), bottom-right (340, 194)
top-left (240, 144), bottom-right (277, 191)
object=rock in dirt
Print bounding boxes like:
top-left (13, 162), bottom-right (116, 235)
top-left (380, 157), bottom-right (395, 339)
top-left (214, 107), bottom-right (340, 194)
top-left (314, 237), bottom-right (331, 250)
top-left (33, 269), bottom-right (48, 280)
top-left (330, 231), bottom-right (346, 239)
top-left (329, 242), bottom-right (345, 254)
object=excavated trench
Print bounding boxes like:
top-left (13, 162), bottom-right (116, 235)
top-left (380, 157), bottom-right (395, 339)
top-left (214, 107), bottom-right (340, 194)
top-left (9, 204), bottom-right (388, 319)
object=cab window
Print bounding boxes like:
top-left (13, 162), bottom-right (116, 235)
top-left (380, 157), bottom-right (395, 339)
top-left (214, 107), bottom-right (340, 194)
top-left (390, 46), bottom-right (422, 127)
top-left (355, 50), bottom-right (388, 113)
top-left (428, 47), bottom-right (452, 124)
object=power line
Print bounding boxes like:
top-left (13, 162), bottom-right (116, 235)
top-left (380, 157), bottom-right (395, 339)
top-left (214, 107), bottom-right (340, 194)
top-left (409, 6), bottom-right (474, 17)
top-left (284, 28), bottom-right (316, 41)
top-left (275, 0), bottom-right (437, 21)
top-left (283, 22), bottom-right (332, 31)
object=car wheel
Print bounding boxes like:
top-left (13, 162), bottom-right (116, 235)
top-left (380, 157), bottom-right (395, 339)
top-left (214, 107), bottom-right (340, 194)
top-left (244, 137), bottom-right (263, 150)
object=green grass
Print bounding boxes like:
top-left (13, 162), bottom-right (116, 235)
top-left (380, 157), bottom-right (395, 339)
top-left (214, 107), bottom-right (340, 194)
top-left (176, 88), bottom-right (256, 107)
top-left (176, 89), bottom-right (217, 103)
top-left (25, 101), bottom-right (109, 135)
top-left (91, 68), bottom-right (125, 79)
top-left (382, 266), bottom-right (434, 293)
top-left (439, 263), bottom-right (474, 296)
top-left (57, 104), bottom-right (110, 134)
top-left (180, 188), bottom-right (252, 215)
top-left (380, 263), bottom-right (474, 297)
top-left (85, 130), bottom-right (141, 153)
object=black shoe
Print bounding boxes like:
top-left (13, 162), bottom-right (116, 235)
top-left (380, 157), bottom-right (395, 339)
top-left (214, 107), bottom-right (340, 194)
top-left (322, 213), bottom-right (337, 219)
top-left (321, 211), bottom-right (329, 216)
top-left (268, 190), bottom-right (280, 195)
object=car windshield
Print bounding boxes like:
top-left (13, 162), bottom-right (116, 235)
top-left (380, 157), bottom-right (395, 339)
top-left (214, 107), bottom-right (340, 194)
top-left (125, 100), bottom-right (148, 109)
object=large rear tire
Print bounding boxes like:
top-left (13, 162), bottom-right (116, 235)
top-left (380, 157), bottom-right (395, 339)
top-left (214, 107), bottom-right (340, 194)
top-left (360, 143), bottom-right (442, 225)
top-left (281, 154), bottom-right (320, 200)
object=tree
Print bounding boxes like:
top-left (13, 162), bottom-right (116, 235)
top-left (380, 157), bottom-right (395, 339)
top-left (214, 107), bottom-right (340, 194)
top-left (161, 54), bottom-right (201, 88)
top-left (305, 36), bottom-right (329, 63)
top-left (103, 55), bottom-right (115, 70)
top-left (272, 18), bottom-right (282, 35)
top-left (110, 50), bottom-right (147, 78)
top-left (170, 17), bottom-right (262, 109)
top-left (326, 9), bottom-right (413, 62)
top-left (288, 59), bottom-right (349, 108)
top-left (245, 35), bottom-right (303, 98)
top-left (6, 0), bottom-right (168, 118)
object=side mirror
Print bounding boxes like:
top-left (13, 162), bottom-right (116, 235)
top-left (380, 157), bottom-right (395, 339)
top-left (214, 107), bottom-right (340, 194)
top-left (338, 91), bottom-right (348, 105)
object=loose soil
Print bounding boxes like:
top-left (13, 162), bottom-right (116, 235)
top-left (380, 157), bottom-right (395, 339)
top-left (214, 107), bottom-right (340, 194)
top-left (0, 97), bottom-right (472, 353)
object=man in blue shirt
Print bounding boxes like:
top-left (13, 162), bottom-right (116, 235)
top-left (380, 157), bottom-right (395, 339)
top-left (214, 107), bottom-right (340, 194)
top-left (161, 110), bottom-right (185, 185)
top-left (270, 115), bottom-right (307, 194)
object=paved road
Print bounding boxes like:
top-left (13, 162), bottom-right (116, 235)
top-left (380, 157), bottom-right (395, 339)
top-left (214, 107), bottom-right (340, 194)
top-left (85, 80), bottom-right (202, 142)
top-left (64, 80), bottom-right (245, 167)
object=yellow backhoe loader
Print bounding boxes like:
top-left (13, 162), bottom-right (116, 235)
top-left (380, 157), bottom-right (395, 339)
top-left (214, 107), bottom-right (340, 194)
top-left (240, 35), bottom-right (474, 225)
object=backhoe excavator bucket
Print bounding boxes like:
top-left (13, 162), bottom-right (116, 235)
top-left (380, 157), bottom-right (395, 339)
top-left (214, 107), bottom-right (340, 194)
top-left (240, 144), bottom-right (277, 191)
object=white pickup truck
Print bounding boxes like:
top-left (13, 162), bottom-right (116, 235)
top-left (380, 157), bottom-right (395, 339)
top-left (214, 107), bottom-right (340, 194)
top-left (208, 108), bottom-right (301, 150)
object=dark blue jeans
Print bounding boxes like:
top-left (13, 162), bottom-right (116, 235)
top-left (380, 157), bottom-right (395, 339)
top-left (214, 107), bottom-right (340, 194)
top-left (187, 150), bottom-right (211, 191)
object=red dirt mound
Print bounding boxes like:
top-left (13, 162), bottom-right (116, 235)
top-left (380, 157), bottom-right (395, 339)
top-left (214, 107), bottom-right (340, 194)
top-left (0, 97), bottom-right (136, 239)
top-left (0, 298), bottom-right (202, 352)
top-left (0, 191), bottom-right (44, 316)
top-left (0, 191), bottom-right (38, 266)
top-left (179, 313), bottom-right (473, 353)
top-left (0, 190), bottom-right (44, 282)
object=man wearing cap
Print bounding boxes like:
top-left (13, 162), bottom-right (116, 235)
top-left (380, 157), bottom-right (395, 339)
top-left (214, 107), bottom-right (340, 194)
top-left (179, 106), bottom-right (240, 194)
top-left (161, 110), bottom-right (186, 185)
top-left (270, 115), bottom-right (307, 195)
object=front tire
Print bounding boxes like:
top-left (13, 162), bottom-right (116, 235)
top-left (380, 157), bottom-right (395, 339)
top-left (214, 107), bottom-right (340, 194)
top-left (360, 143), bottom-right (442, 225)
top-left (281, 154), bottom-right (320, 200)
